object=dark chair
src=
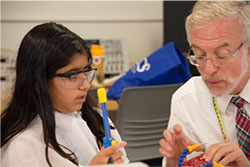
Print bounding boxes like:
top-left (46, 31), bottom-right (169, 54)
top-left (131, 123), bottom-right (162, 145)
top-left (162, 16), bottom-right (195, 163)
top-left (116, 83), bottom-right (182, 163)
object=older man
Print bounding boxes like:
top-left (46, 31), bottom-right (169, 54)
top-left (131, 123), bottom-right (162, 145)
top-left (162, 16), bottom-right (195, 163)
top-left (159, 1), bottom-right (250, 167)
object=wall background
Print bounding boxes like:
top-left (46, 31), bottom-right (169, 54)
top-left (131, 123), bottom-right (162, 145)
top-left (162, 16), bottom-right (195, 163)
top-left (1, 1), bottom-right (163, 67)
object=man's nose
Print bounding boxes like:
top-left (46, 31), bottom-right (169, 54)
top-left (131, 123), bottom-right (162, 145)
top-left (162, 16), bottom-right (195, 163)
top-left (203, 58), bottom-right (218, 76)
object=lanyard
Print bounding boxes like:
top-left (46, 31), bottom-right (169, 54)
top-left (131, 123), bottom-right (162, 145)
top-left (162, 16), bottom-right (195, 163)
top-left (212, 97), bottom-right (228, 142)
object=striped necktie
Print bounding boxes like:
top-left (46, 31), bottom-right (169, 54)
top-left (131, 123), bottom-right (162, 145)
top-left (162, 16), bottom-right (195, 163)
top-left (231, 96), bottom-right (250, 160)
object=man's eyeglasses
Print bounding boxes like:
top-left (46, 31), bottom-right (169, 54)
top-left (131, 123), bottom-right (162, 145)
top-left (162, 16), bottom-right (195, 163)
top-left (54, 67), bottom-right (97, 89)
top-left (186, 43), bottom-right (244, 67)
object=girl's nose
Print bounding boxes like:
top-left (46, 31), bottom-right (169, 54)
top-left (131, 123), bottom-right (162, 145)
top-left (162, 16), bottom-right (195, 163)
top-left (78, 75), bottom-right (90, 90)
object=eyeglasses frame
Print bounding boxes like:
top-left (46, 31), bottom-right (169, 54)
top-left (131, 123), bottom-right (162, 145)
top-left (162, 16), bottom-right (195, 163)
top-left (186, 42), bottom-right (244, 67)
top-left (54, 67), bottom-right (97, 88)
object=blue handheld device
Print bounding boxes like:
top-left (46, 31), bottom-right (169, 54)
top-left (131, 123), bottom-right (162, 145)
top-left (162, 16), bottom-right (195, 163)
top-left (97, 88), bottom-right (117, 148)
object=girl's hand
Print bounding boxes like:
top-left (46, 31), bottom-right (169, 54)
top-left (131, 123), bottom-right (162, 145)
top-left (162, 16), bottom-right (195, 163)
top-left (89, 141), bottom-right (127, 165)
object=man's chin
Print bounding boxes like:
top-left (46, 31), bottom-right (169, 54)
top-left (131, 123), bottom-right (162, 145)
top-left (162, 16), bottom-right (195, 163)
top-left (210, 90), bottom-right (224, 97)
top-left (205, 83), bottom-right (228, 97)
top-left (208, 87), bottom-right (231, 97)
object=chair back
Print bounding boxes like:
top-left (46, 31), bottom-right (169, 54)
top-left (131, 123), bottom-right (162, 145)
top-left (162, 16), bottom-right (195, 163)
top-left (117, 83), bottom-right (182, 161)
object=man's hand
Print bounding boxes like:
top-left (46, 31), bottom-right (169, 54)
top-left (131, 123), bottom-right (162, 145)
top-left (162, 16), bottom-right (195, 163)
top-left (89, 141), bottom-right (127, 165)
top-left (203, 142), bottom-right (250, 167)
top-left (159, 124), bottom-right (194, 167)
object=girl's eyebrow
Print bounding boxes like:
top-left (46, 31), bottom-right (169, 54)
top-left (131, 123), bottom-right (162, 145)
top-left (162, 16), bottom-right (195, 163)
top-left (64, 67), bottom-right (81, 74)
top-left (83, 65), bottom-right (91, 70)
top-left (64, 65), bottom-right (90, 74)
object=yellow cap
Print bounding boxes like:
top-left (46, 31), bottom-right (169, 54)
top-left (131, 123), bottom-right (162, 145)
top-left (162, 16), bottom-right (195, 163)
top-left (97, 88), bottom-right (107, 103)
top-left (91, 45), bottom-right (105, 56)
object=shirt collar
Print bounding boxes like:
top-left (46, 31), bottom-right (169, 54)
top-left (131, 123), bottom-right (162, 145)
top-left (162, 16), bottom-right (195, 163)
top-left (54, 110), bottom-right (83, 131)
top-left (239, 78), bottom-right (250, 104)
top-left (215, 95), bottom-right (232, 114)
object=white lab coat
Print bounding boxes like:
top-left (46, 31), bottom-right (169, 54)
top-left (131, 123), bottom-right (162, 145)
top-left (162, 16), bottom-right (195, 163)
top-left (1, 111), bottom-right (129, 167)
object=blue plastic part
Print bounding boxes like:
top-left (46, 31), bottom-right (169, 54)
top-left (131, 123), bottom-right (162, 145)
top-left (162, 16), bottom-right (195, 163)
top-left (202, 162), bottom-right (213, 167)
top-left (101, 103), bottom-right (111, 139)
top-left (177, 162), bottom-right (183, 167)
top-left (180, 154), bottom-right (186, 158)
top-left (100, 102), bottom-right (116, 149)
top-left (183, 148), bottom-right (189, 154)
top-left (177, 148), bottom-right (189, 167)
top-left (103, 136), bottom-right (115, 148)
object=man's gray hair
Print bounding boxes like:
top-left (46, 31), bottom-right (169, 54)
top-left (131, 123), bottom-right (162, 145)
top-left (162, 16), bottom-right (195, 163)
top-left (185, 1), bottom-right (250, 45)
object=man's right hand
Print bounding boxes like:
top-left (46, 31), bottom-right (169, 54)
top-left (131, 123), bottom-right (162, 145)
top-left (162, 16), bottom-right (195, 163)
top-left (159, 124), bottom-right (193, 167)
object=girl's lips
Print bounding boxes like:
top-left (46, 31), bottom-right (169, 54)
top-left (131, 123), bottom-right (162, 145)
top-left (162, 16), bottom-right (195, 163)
top-left (76, 95), bottom-right (86, 103)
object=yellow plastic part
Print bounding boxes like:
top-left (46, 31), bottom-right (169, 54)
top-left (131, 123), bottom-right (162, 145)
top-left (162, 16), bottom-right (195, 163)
top-left (187, 144), bottom-right (200, 152)
top-left (212, 162), bottom-right (224, 167)
top-left (97, 88), bottom-right (107, 103)
top-left (111, 140), bottom-right (117, 145)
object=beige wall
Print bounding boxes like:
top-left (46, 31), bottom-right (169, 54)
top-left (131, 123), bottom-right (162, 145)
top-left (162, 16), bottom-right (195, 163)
top-left (1, 1), bottom-right (163, 67)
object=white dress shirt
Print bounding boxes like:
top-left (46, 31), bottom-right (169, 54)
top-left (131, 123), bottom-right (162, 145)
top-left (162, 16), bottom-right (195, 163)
top-left (1, 110), bottom-right (129, 167)
top-left (162, 76), bottom-right (250, 166)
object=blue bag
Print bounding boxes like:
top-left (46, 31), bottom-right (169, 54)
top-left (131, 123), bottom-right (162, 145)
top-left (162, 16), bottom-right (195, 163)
top-left (107, 42), bottom-right (192, 100)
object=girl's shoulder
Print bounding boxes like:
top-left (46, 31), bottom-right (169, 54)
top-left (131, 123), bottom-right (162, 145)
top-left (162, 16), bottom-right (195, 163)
top-left (3, 116), bottom-right (44, 151)
top-left (1, 117), bottom-right (45, 166)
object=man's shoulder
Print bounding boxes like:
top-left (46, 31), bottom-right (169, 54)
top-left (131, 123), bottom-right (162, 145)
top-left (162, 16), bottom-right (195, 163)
top-left (173, 76), bottom-right (209, 99)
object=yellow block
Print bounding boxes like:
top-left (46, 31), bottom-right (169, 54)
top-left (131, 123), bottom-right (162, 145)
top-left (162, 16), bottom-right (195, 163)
top-left (97, 88), bottom-right (107, 103)
top-left (212, 162), bottom-right (224, 167)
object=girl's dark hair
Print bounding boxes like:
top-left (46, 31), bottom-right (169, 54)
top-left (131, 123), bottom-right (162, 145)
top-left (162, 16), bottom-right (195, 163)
top-left (1, 22), bottom-right (105, 166)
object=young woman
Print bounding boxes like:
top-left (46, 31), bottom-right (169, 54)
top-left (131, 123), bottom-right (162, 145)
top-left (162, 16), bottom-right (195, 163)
top-left (1, 22), bottom-right (128, 167)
